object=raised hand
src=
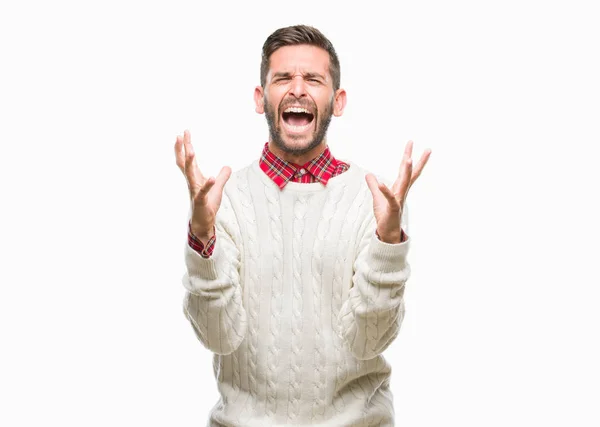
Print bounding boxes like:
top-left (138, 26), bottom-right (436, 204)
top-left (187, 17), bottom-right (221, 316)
top-left (365, 141), bottom-right (431, 244)
top-left (174, 129), bottom-right (231, 241)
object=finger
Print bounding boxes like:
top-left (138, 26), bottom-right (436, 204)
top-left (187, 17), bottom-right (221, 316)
top-left (365, 173), bottom-right (381, 196)
top-left (174, 135), bottom-right (185, 172)
top-left (213, 166), bottom-right (232, 194)
top-left (183, 143), bottom-right (200, 189)
top-left (410, 149), bottom-right (432, 187)
top-left (393, 143), bottom-right (412, 194)
top-left (197, 177), bottom-right (216, 204)
top-left (398, 141), bottom-right (413, 178)
top-left (183, 130), bottom-right (195, 165)
top-left (395, 140), bottom-right (414, 186)
top-left (379, 182), bottom-right (400, 209)
top-left (182, 130), bottom-right (210, 193)
top-left (202, 178), bottom-right (215, 192)
top-left (366, 174), bottom-right (388, 209)
top-left (404, 140), bottom-right (414, 159)
top-left (183, 130), bottom-right (205, 181)
top-left (397, 158), bottom-right (413, 200)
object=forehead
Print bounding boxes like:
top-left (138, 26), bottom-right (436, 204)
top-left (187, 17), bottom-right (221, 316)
top-left (267, 44), bottom-right (330, 76)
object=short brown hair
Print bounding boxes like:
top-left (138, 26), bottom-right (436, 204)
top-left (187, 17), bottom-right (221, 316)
top-left (260, 25), bottom-right (341, 91)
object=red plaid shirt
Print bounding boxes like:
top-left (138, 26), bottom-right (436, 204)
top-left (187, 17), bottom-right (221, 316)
top-left (258, 142), bottom-right (350, 188)
top-left (188, 143), bottom-right (404, 258)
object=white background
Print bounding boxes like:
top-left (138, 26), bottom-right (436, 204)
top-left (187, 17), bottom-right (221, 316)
top-left (1, 0), bottom-right (599, 425)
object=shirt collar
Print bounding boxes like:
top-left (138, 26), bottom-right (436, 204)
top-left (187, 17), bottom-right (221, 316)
top-left (258, 142), bottom-right (338, 189)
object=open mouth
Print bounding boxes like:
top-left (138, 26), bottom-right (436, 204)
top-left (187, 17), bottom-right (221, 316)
top-left (281, 106), bottom-right (315, 133)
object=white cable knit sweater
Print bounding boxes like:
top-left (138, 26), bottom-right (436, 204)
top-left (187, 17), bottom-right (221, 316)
top-left (182, 160), bottom-right (410, 427)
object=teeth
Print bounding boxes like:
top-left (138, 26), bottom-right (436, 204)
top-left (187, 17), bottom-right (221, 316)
top-left (284, 107), bottom-right (311, 114)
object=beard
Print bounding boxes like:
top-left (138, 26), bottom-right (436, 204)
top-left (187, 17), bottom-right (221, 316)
top-left (264, 96), bottom-right (334, 156)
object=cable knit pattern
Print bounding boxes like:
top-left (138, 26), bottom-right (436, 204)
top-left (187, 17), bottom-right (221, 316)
top-left (181, 161), bottom-right (410, 427)
top-left (287, 193), bottom-right (311, 423)
top-left (331, 185), bottom-right (369, 413)
top-left (338, 217), bottom-right (409, 360)
top-left (264, 184), bottom-right (283, 418)
top-left (339, 176), bottom-right (410, 362)
top-left (236, 168), bottom-right (262, 411)
top-left (182, 193), bottom-right (247, 357)
top-left (310, 183), bottom-right (346, 422)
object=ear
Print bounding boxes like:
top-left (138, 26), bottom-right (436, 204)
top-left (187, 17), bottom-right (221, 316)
top-left (333, 88), bottom-right (347, 117)
top-left (254, 86), bottom-right (265, 114)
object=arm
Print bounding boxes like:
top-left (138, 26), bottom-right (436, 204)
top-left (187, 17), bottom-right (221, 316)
top-left (174, 129), bottom-right (245, 354)
top-left (340, 140), bottom-right (430, 359)
top-left (338, 212), bottom-right (410, 360)
top-left (182, 192), bottom-right (247, 355)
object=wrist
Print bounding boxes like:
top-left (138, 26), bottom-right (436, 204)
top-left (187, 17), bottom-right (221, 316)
top-left (189, 221), bottom-right (215, 242)
top-left (378, 233), bottom-right (402, 244)
top-left (376, 228), bottom-right (404, 244)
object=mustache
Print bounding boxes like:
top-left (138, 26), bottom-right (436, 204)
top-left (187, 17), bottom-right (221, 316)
top-left (278, 98), bottom-right (317, 113)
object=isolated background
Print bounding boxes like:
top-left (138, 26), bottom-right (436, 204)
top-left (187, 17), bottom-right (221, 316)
top-left (1, 0), bottom-right (599, 425)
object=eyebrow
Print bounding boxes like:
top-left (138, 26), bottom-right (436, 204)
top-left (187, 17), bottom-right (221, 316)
top-left (272, 71), bottom-right (326, 80)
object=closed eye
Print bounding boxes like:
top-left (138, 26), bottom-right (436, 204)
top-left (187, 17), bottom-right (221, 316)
top-left (305, 74), bottom-right (325, 84)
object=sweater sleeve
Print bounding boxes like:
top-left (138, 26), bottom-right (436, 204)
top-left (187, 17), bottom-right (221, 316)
top-left (181, 193), bottom-right (247, 355)
top-left (338, 207), bottom-right (410, 360)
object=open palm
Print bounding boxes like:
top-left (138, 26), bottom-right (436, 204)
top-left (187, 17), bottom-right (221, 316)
top-left (366, 140), bottom-right (431, 243)
top-left (174, 130), bottom-right (231, 240)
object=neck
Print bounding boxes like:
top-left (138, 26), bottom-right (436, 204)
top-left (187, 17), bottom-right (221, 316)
top-left (268, 140), bottom-right (327, 165)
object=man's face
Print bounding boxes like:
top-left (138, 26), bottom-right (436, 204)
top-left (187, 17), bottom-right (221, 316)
top-left (255, 44), bottom-right (346, 156)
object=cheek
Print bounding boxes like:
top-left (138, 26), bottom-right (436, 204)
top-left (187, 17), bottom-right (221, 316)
top-left (315, 97), bottom-right (333, 116)
top-left (309, 89), bottom-right (333, 109)
top-left (266, 87), bottom-right (287, 106)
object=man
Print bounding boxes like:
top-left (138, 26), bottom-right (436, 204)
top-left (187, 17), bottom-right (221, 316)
top-left (174, 25), bottom-right (430, 427)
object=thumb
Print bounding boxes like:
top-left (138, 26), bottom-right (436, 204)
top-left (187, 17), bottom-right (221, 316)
top-left (365, 173), bottom-right (380, 197)
top-left (214, 166), bottom-right (232, 193)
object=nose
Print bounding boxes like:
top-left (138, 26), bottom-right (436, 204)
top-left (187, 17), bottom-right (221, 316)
top-left (289, 75), bottom-right (307, 98)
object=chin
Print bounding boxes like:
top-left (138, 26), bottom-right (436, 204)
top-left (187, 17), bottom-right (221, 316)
top-left (273, 134), bottom-right (322, 156)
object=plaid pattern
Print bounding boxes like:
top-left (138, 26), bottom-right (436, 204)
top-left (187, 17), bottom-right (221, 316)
top-left (259, 142), bottom-right (350, 189)
top-left (188, 221), bottom-right (216, 258)
top-left (188, 143), bottom-right (350, 258)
